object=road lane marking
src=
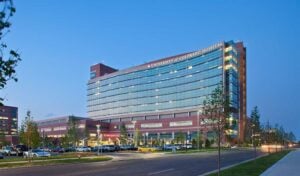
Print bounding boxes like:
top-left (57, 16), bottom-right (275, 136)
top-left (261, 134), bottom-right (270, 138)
top-left (148, 168), bottom-right (174, 175)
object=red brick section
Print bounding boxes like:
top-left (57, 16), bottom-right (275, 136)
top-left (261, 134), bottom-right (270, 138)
top-left (0, 105), bottom-right (17, 135)
top-left (104, 115), bottom-right (214, 140)
top-left (0, 105), bottom-right (18, 145)
top-left (236, 42), bottom-right (247, 143)
top-left (90, 63), bottom-right (118, 78)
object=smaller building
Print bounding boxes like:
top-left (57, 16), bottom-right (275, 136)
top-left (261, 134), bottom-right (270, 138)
top-left (36, 116), bottom-right (103, 146)
top-left (0, 105), bottom-right (18, 145)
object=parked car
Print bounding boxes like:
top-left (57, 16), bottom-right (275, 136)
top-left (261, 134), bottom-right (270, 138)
top-left (39, 147), bottom-right (52, 152)
top-left (120, 145), bottom-right (131, 150)
top-left (76, 146), bottom-right (91, 152)
top-left (92, 145), bottom-right (105, 152)
top-left (23, 149), bottom-right (51, 158)
top-left (102, 145), bottom-right (116, 152)
top-left (174, 144), bottom-right (183, 150)
top-left (65, 147), bottom-right (76, 152)
top-left (163, 144), bottom-right (176, 150)
top-left (0, 152), bottom-right (4, 159)
top-left (52, 147), bottom-right (65, 153)
top-left (15, 144), bottom-right (28, 156)
top-left (182, 144), bottom-right (193, 149)
top-left (1, 146), bottom-right (17, 156)
top-left (119, 144), bottom-right (137, 151)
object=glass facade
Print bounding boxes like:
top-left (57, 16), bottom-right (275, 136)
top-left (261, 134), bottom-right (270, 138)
top-left (87, 41), bottom-right (241, 127)
top-left (88, 50), bottom-right (226, 118)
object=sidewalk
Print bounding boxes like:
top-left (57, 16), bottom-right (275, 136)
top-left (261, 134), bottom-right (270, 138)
top-left (261, 149), bottom-right (300, 176)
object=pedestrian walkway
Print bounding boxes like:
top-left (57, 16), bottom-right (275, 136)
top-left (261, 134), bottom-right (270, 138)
top-left (261, 148), bottom-right (300, 176)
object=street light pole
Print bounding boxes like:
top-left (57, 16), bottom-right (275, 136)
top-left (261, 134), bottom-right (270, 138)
top-left (146, 132), bottom-right (149, 146)
top-left (197, 110), bottom-right (202, 150)
top-left (43, 130), bottom-right (45, 158)
top-left (132, 121), bottom-right (137, 147)
top-left (252, 124), bottom-right (256, 160)
top-left (96, 124), bottom-right (101, 156)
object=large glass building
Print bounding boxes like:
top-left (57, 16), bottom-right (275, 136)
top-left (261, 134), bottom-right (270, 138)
top-left (87, 41), bottom-right (246, 143)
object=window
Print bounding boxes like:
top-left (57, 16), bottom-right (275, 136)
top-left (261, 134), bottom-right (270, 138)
top-left (132, 116), bottom-right (145, 121)
top-left (175, 112), bottom-right (188, 118)
top-left (90, 71), bottom-right (96, 79)
top-left (146, 115), bottom-right (158, 120)
top-left (160, 114), bottom-right (173, 119)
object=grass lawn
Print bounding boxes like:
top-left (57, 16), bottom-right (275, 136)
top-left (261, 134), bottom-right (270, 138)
top-left (0, 152), bottom-right (98, 163)
top-left (0, 155), bottom-right (112, 168)
top-left (208, 150), bottom-right (290, 176)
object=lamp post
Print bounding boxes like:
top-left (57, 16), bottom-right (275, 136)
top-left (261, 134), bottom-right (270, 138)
top-left (146, 132), bottom-right (149, 146)
top-left (251, 124), bottom-right (256, 160)
top-left (186, 131), bottom-right (190, 152)
top-left (132, 121), bottom-right (137, 147)
top-left (43, 130), bottom-right (45, 158)
top-left (197, 110), bottom-right (202, 150)
top-left (96, 124), bottom-right (101, 156)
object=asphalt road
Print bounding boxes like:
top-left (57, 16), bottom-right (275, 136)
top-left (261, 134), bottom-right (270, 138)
top-left (0, 149), bottom-right (262, 176)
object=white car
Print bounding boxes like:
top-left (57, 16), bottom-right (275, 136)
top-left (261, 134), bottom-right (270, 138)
top-left (24, 149), bottom-right (51, 158)
top-left (1, 146), bottom-right (17, 156)
top-left (76, 146), bottom-right (91, 152)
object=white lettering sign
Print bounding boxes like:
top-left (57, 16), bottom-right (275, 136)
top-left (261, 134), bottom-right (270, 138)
top-left (170, 121), bottom-right (193, 127)
top-left (147, 42), bottom-right (223, 68)
top-left (141, 123), bottom-right (162, 128)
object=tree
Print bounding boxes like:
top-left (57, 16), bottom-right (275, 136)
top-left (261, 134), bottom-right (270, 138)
top-left (194, 133), bottom-right (203, 149)
top-left (287, 131), bottom-right (296, 142)
top-left (134, 128), bottom-right (141, 147)
top-left (202, 86), bottom-right (230, 176)
top-left (19, 111), bottom-right (40, 149)
top-left (60, 136), bottom-right (69, 148)
top-left (0, 0), bottom-right (21, 105)
top-left (205, 139), bottom-right (211, 148)
top-left (119, 123), bottom-right (128, 145)
top-left (0, 131), bottom-right (8, 147)
top-left (175, 131), bottom-right (185, 144)
top-left (243, 117), bottom-right (253, 144)
top-left (66, 117), bottom-right (79, 147)
top-left (250, 106), bottom-right (261, 146)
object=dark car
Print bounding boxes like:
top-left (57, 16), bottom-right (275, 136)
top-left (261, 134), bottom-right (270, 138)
top-left (65, 147), bottom-right (76, 152)
top-left (120, 144), bottom-right (137, 151)
top-left (52, 147), bottom-right (65, 153)
top-left (102, 145), bottom-right (116, 152)
top-left (15, 144), bottom-right (28, 156)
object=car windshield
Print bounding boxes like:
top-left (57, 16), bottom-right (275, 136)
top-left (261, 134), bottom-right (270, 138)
top-left (32, 149), bottom-right (43, 152)
top-left (4, 147), bottom-right (13, 150)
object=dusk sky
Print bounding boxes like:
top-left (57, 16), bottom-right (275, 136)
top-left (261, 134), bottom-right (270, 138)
top-left (1, 0), bottom-right (299, 139)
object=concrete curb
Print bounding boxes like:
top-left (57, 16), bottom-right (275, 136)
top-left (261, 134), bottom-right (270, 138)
top-left (198, 154), bottom-right (268, 176)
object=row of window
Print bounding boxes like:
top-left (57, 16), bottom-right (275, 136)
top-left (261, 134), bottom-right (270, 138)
top-left (88, 94), bottom-right (210, 118)
top-left (88, 49), bottom-right (222, 88)
top-left (87, 76), bottom-right (222, 108)
top-left (88, 64), bottom-right (222, 101)
top-left (100, 111), bottom-right (197, 123)
top-left (88, 83), bottom-right (221, 112)
top-left (88, 55), bottom-right (222, 93)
